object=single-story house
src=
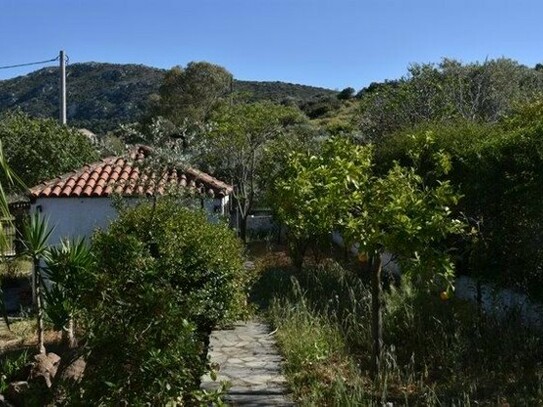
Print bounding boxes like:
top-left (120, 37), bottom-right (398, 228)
top-left (28, 145), bottom-right (233, 246)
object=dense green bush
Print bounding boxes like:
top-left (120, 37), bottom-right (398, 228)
top-left (68, 199), bottom-right (247, 405)
top-left (0, 350), bottom-right (29, 394)
top-left (299, 95), bottom-right (342, 119)
top-left (107, 199), bottom-right (249, 330)
top-left (355, 58), bottom-right (543, 141)
top-left (0, 111), bottom-right (98, 190)
top-left (376, 113), bottom-right (543, 296)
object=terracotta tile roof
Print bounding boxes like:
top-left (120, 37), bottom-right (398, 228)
top-left (30, 146), bottom-right (233, 199)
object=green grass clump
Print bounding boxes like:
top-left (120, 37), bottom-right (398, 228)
top-left (0, 349), bottom-right (29, 393)
top-left (269, 286), bottom-right (371, 406)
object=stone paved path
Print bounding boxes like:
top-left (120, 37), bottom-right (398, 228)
top-left (202, 320), bottom-right (294, 406)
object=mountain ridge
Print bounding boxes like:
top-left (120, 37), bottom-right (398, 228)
top-left (0, 62), bottom-right (336, 133)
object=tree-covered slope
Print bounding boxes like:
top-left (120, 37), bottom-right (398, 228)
top-left (0, 62), bottom-right (336, 133)
top-left (234, 80), bottom-right (336, 103)
top-left (0, 63), bottom-right (164, 134)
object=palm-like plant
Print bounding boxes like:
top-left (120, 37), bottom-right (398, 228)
top-left (44, 238), bottom-right (94, 348)
top-left (0, 140), bottom-right (25, 330)
top-left (22, 213), bottom-right (54, 354)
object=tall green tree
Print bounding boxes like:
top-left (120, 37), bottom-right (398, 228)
top-left (0, 111), bottom-right (98, 190)
top-left (153, 61), bottom-right (233, 125)
top-left (200, 101), bottom-right (304, 241)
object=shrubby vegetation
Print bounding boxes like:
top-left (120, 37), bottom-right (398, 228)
top-left (63, 199), bottom-right (248, 404)
top-left (298, 94), bottom-right (343, 119)
top-left (5, 53), bottom-right (543, 405)
top-left (0, 140), bottom-right (25, 327)
top-left (1, 199), bottom-right (248, 405)
top-left (355, 58), bottom-right (543, 141)
top-left (271, 136), bottom-right (465, 375)
top-left (376, 103), bottom-right (543, 297)
top-left (253, 256), bottom-right (543, 405)
top-left (0, 111), bottom-right (98, 190)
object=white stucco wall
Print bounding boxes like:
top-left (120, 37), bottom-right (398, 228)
top-left (247, 214), bottom-right (275, 234)
top-left (31, 195), bottom-right (229, 246)
top-left (31, 197), bottom-right (121, 246)
top-left (455, 276), bottom-right (543, 327)
top-left (332, 231), bottom-right (543, 327)
top-left (331, 231), bottom-right (401, 275)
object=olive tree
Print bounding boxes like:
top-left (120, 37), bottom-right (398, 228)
top-left (199, 101), bottom-right (304, 241)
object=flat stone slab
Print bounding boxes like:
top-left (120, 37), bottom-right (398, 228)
top-left (202, 321), bottom-right (294, 406)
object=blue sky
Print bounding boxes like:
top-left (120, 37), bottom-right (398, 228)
top-left (1, 0), bottom-right (542, 90)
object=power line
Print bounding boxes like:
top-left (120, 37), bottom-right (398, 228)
top-left (0, 56), bottom-right (59, 71)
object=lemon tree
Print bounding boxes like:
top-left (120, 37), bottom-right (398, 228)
top-left (273, 136), bottom-right (464, 375)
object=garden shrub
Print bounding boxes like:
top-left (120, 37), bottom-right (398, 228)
top-left (0, 110), bottom-right (98, 191)
top-left (103, 198), bottom-right (249, 330)
top-left (0, 350), bottom-right (29, 393)
top-left (376, 115), bottom-right (543, 297)
top-left (66, 199), bottom-right (247, 405)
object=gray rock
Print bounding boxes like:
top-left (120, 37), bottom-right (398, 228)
top-left (29, 352), bottom-right (61, 388)
top-left (58, 356), bottom-right (86, 383)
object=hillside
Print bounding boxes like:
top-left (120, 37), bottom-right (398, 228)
top-left (0, 62), bottom-right (336, 133)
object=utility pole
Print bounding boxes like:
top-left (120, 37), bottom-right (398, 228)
top-left (59, 50), bottom-right (66, 125)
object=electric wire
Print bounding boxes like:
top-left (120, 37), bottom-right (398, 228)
top-left (0, 56), bottom-right (60, 71)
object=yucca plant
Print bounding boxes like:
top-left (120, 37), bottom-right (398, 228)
top-left (44, 238), bottom-right (94, 348)
top-left (22, 213), bottom-right (54, 354)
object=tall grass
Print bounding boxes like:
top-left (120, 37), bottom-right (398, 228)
top-left (254, 254), bottom-right (543, 406)
top-left (268, 281), bottom-right (373, 406)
